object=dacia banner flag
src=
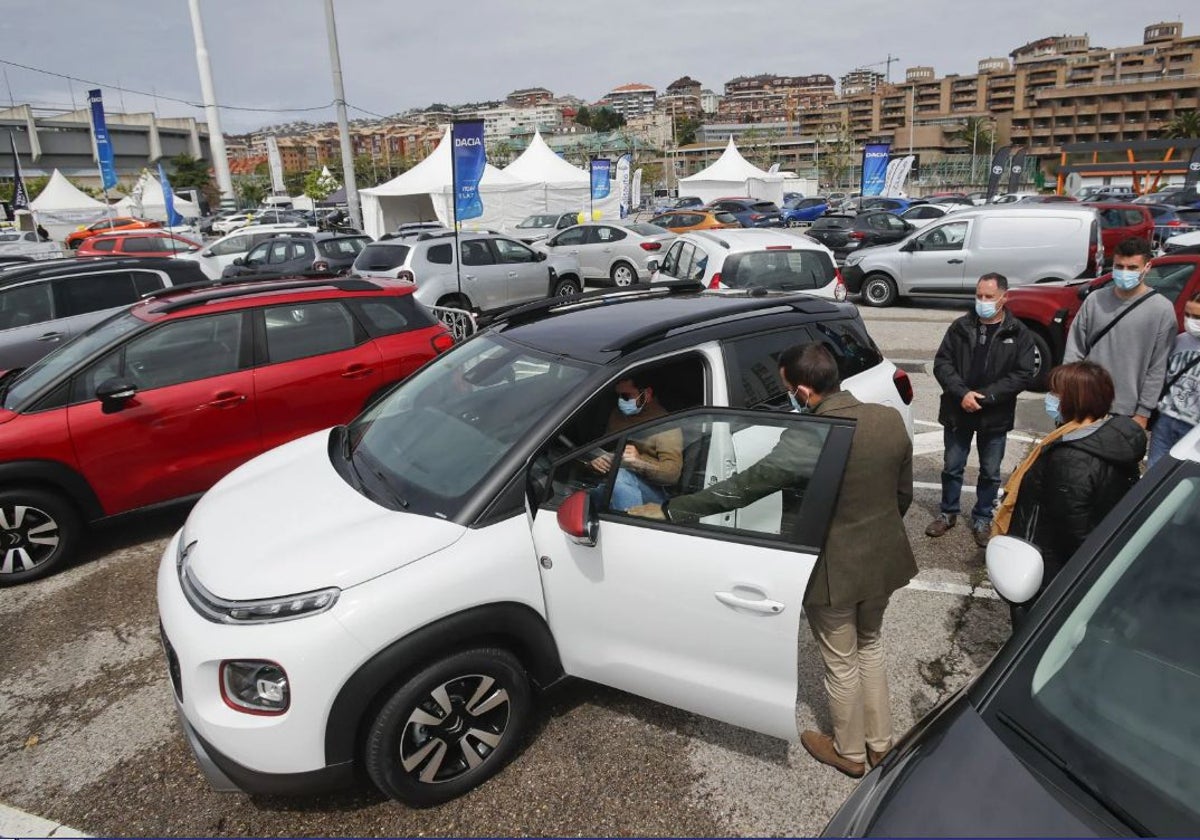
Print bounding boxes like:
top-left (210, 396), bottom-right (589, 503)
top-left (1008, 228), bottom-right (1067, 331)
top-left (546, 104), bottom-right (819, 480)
top-left (8, 133), bottom-right (29, 212)
top-left (591, 159), bottom-right (612, 200)
top-left (616, 154), bottom-right (632, 218)
top-left (87, 89), bottom-right (118, 191)
top-left (860, 143), bottom-right (891, 196)
top-left (451, 120), bottom-right (486, 222)
top-left (157, 162), bottom-right (183, 227)
top-left (1184, 145), bottom-right (1200, 191)
top-left (986, 146), bottom-right (1012, 201)
top-left (1007, 147), bottom-right (1028, 194)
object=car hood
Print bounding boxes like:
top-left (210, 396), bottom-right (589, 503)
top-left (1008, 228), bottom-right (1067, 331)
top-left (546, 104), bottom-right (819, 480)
top-left (181, 429), bottom-right (466, 601)
top-left (829, 698), bottom-right (1107, 837)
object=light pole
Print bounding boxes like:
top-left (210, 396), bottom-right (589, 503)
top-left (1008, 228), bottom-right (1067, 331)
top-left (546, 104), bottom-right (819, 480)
top-left (323, 0), bottom-right (361, 231)
top-left (186, 0), bottom-right (234, 205)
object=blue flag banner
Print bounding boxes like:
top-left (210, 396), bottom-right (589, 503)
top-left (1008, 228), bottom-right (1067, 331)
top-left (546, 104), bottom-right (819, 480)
top-left (87, 89), bottom-right (118, 191)
top-left (158, 162), bottom-right (183, 227)
top-left (860, 143), bottom-right (891, 197)
top-left (451, 120), bottom-right (486, 222)
top-left (591, 159), bottom-right (611, 200)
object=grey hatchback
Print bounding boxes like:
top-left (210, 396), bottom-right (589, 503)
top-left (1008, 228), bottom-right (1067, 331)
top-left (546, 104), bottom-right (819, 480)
top-left (0, 257), bottom-right (207, 371)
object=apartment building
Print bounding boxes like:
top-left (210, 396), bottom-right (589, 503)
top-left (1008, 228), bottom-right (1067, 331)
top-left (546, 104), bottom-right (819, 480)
top-left (600, 83), bottom-right (658, 119)
top-left (717, 73), bottom-right (837, 123)
top-left (506, 87), bottom-right (554, 108)
top-left (840, 69), bottom-right (885, 96)
top-left (659, 76), bottom-right (704, 117)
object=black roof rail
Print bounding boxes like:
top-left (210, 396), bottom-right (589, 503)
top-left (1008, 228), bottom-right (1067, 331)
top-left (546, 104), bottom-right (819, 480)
top-left (415, 231), bottom-right (458, 241)
top-left (491, 280), bottom-right (705, 328)
top-left (148, 277), bottom-right (382, 314)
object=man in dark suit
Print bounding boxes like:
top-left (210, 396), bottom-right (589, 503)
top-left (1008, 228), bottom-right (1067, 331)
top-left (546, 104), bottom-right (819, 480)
top-left (630, 342), bottom-right (915, 778)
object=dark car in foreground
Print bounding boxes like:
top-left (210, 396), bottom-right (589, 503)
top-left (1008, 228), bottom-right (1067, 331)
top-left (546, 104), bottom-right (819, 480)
top-left (806, 212), bottom-right (914, 262)
top-left (824, 428), bottom-right (1200, 837)
top-left (1003, 251), bottom-right (1199, 386)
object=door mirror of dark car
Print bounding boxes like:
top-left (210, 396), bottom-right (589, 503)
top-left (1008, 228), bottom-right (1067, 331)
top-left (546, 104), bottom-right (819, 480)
top-left (986, 536), bottom-right (1044, 604)
top-left (232, 257), bottom-right (244, 266)
top-left (557, 490), bottom-right (598, 547)
top-left (96, 378), bottom-right (138, 413)
top-left (535, 251), bottom-right (547, 262)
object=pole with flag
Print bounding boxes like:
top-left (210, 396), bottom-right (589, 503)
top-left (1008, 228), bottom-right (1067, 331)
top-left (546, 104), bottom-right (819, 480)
top-left (9, 132), bottom-right (30, 215)
top-left (158, 162), bottom-right (183, 254)
top-left (450, 119), bottom-right (486, 304)
top-left (87, 89), bottom-right (119, 220)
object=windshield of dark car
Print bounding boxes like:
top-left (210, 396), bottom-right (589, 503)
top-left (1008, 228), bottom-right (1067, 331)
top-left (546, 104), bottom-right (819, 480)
top-left (721, 250), bottom-right (836, 291)
top-left (994, 472), bottom-right (1200, 835)
top-left (811, 217), bottom-right (852, 230)
top-left (518, 215), bottom-right (559, 228)
top-left (345, 335), bottom-right (592, 518)
top-left (3, 311), bottom-right (144, 411)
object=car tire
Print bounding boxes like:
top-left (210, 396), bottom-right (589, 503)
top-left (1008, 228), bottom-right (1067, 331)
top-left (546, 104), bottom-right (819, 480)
top-left (553, 275), bottom-right (582, 297)
top-left (1027, 327), bottom-right (1054, 392)
top-left (364, 647), bottom-right (532, 807)
top-left (610, 262), bottom-right (637, 287)
top-left (861, 273), bottom-right (898, 308)
top-left (0, 488), bottom-right (82, 587)
top-left (435, 293), bottom-right (472, 311)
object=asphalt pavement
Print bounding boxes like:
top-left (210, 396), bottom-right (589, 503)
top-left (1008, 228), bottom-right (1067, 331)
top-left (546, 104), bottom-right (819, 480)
top-left (0, 296), bottom-right (1036, 838)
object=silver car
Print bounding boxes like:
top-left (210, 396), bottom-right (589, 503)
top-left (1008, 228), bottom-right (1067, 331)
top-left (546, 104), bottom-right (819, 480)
top-left (539, 221), bottom-right (676, 286)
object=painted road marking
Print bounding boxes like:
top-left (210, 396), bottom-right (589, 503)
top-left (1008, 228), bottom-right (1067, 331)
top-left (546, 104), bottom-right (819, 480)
top-left (0, 803), bottom-right (88, 838)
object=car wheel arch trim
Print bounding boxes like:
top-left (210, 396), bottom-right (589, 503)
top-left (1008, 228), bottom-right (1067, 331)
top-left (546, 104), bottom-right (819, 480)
top-left (0, 460), bottom-right (103, 522)
top-left (324, 601), bottom-right (563, 767)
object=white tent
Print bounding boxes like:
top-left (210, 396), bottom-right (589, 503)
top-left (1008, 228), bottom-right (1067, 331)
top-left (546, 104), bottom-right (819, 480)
top-left (115, 170), bottom-right (202, 221)
top-left (359, 128), bottom-right (539, 239)
top-left (679, 138), bottom-right (787, 205)
top-left (29, 169), bottom-right (110, 242)
top-left (502, 131), bottom-right (619, 218)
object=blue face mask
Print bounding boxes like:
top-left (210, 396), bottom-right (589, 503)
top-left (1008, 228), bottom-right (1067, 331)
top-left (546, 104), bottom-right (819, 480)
top-left (1112, 268), bottom-right (1142, 291)
top-left (617, 393), bottom-right (643, 416)
top-left (975, 299), bottom-right (998, 320)
top-left (1044, 393), bottom-right (1063, 424)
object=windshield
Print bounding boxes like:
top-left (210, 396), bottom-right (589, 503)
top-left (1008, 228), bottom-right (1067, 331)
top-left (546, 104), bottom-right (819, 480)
top-left (518, 215), bottom-right (559, 229)
top-left (345, 335), bottom-right (592, 518)
top-left (3, 311), bottom-right (144, 411)
top-left (996, 472), bottom-right (1200, 835)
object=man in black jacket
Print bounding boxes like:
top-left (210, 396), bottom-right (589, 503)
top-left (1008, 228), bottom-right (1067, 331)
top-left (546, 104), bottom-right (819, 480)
top-left (928, 273), bottom-right (1036, 547)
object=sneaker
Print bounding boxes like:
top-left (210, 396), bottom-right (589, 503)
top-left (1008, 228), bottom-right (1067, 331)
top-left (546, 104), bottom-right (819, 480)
top-left (972, 522), bottom-right (991, 548)
top-left (800, 730), bottom-right (865, 778)
top-left (925, 514), bottom-right (957, 537)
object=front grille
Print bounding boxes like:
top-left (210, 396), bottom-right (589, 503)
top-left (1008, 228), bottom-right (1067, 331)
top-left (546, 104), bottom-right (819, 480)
top-left (159, 621), bottom-right (183, 702)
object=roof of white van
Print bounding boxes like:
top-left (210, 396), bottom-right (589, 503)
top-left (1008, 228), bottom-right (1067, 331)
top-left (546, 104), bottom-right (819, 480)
top-left (949, 204), bottom-right (1099, 218)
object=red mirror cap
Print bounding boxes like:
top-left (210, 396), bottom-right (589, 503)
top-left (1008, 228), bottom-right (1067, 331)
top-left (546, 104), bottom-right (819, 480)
top-left (557, 490), bottom-right (591, 539)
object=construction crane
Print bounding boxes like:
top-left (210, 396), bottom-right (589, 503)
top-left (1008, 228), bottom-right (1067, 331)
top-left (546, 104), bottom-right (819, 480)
top-left (855, 54), bottom-right (901, 84)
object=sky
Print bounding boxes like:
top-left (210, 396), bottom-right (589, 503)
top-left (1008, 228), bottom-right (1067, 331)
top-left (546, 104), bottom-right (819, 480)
top-left (2, 1), bottom-right (1199, 134)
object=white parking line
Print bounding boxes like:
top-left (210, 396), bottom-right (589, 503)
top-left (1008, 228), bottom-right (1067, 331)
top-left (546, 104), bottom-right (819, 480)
top-left (0, 803), bottom-right (89, 838)
top-left (905, 577), bottom-right (999, 600)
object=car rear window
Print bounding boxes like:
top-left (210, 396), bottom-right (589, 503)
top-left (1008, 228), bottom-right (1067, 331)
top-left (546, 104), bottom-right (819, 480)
top-left (715, 212), bottom-right (739, 224)
top-left (626, 223), bottom-right (670, 237)
top-left (721, 249), bottom-right (836, 291)
top-left (751, 202), bottom-right (780, 213)
top-left (354, 243), bottom-right (411, 272)
top-left (318, 238), bottom-right (368, 258)
top-left (811, 217), bottom-right (852, 230)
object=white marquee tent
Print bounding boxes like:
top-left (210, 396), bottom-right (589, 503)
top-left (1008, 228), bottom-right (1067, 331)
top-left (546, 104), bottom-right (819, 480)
top-left (360, 128), bottom-right (538, 239)
top-left (29, 169), bottom-right (110, 241)
top-left (679, 138), bottom-right (790, 205)
top-left (115, 170), bottom-right (202, 221)
top-left (502, 131), bottom-right (619, 218)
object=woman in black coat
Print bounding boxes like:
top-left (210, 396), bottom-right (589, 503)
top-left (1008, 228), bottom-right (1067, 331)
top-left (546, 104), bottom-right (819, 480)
top-left (1009, 361), bottom-right (1145, 590)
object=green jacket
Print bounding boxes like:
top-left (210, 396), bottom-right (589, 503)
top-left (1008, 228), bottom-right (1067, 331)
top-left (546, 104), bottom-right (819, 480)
top-left (666, 391), bottom-right (916, 608)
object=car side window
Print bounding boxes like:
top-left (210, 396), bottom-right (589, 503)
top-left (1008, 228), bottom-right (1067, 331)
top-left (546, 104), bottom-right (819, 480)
top-left (244, 243), bottom-right (271, 264)
top-left (210, 235), bottom-right (250, 257)
top-left (550, 227), bottom-right (586, 247)
top-left (917, 221), bottom-right (968, 250)
top-left (493, 238), bottom-right (537, 264)
top-left (885, 214), bottom-right (909, 230)
top-left (460, 240), bottom-right (495, 266)
top-left (121, 236), bottom-right (153, 251)
top-left (55, 272), bottom-right (139, 317)
top-left (130, 271), bottom-right (166, 297)
top-left (0, 282), bottom-right (54, 330)
top-left (263, 300), bottom-right (361, 364)
top-left (347, 297), bottom-right (434, 337)
top-left (89, 238), bottom-right (117, 252)
top-left (592, 226), bottom-right (627, 244)
top-left (291, 241), bottom-right (316, 262)
top-left (659, 241), bottom-right (683, 277)
top-left (1144, 263), bottom-right (1194, 303)
top-left (426, 243), bottom-right (453, 265)
top-left (1124, 209), bottom-right (1147, 227)
top-left (268, 241), bottom-right (293, 265)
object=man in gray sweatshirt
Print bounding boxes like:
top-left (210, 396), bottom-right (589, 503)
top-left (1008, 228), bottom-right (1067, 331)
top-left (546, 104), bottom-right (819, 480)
top-left (1064, 237), bottom-right (1177, 430)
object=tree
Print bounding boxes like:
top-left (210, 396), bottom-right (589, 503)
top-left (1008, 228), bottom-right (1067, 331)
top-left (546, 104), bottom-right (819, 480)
top-left (169, 153), bottom-right (219, 207)
top-left (818, 120), bottom-right (857, 191)
top-left (574, 105), bottom-right (592, 129)
top-left (487, 139), bottom-right (515, 166)
top-left (303, 169), bottom-right (335, 201)
top-left (1162, 110), bottom-right (1200, 138)
top-left (234, 177), bottom-right (268, 207)
top-left (674, 115), bottom-right (701, 147)
top-left (0, 175), bottom-right (49, 204)
top-left (590, 107), bottom-right (626, 133)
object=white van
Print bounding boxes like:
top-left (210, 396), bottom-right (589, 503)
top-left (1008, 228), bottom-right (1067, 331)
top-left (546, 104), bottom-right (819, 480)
top-left (841, 205), bottom-right (1103, 307)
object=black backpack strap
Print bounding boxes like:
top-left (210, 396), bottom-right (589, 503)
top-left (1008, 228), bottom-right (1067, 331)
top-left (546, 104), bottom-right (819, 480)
top-left (1083, 291), bottom-right (1156, 356)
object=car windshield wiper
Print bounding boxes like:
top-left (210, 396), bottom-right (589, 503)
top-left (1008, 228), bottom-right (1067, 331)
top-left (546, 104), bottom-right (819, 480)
top-left (351, 449), bottom-right (409, 510)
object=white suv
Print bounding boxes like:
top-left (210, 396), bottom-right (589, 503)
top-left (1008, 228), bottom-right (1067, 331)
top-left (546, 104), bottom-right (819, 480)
top-left (157, 285), bottom-right (914, 806)
top-left (651, 228), bottom-right (846, 299)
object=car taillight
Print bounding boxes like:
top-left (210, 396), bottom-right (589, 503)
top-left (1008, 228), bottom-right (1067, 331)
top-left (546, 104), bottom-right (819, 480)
top-left (834, 268), bottom-right (847, 301)
top-left (893, 368), bottom-right (914, 405)
top-left (850, 231), bottom-right (867, 240)
top-left (431, 332), bottom-right (455, 353)
top-left (639, 241), bottom-right (662, 251)
top-left (750, 214), bottom-right (765, 221)
top-left (1166, 220), bottom-right (1183, 226)
top-left (397, 269), bottom-right (415, 283)
top-left (708, 272), bottom-right (722, 289)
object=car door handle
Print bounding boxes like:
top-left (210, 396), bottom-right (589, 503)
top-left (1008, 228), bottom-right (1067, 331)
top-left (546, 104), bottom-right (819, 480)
top-left (947, 258), bottom-right (964, 264)
top-left (206, 392), bottom-right (246, 409)
top-left (341, 364), bottom-right (375, 379)
top-left (507, 271), bottom-right (519, 278)
top-left (462, 273), bottom-right (475, 281)
top-left (36, 331), bottom-right (64, 342)
top-left (714, 590), bottom-right (786, 615)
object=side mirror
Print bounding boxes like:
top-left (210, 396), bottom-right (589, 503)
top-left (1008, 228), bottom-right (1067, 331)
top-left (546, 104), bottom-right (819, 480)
top-left (535, 251), bottom-right (547, 262)
top-left (96, 378), bottom-right (138, 414)
top-left (201, 249), bottom-right (214, 258)
top-left (232, 257), bottom-right (245, 266)
top-left (646, 258), bottom-right (660, 273)
top-left (986, 535), bottom-right (1044, 604)
top-left (557, 490), bottom-right (598, 547)
top-left (900, 239), bottom-right (917, 252)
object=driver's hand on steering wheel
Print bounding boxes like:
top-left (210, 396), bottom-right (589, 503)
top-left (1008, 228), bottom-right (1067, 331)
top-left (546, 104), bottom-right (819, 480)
top-left (590, 453), bottom-right (613, 473)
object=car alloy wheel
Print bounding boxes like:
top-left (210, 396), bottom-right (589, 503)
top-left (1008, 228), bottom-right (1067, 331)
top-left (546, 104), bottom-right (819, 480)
top-left (554, 277), bottom-right (581, 297)
top-left (0, 489), bottom-right (80, 586)
top-left (365, 648), bottom-right (531, 806)
top-left (861, 273), bottom-right (898, 308)
top-left (610, 263), bottom-right (636, 287)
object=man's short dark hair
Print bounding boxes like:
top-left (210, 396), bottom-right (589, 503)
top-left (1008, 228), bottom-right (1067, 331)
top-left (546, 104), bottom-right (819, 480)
top-left (1114, 237), bottom-right (1153, 261)
top-left (977, 272), bottom-right (1008, 292)
top-left (779, 342), bottom-right (841, 395)
top-left (618, 372), bottom-right (653, 391)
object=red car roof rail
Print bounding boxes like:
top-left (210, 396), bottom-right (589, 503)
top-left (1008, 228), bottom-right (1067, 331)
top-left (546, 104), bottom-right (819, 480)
top-left (149, 277), bottom-right (383, 314)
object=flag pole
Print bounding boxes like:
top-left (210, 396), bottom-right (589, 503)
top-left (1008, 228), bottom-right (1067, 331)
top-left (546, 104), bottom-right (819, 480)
top-left (451, 127), bottom-right (462, 300)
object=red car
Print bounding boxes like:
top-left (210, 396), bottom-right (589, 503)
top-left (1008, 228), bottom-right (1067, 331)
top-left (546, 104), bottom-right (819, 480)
top-left (1005, 250), bottom-right (1200, 387)
top-left (0, 276), bottom-right (453, 585)
top-left (76, 231), bottom-right (201, 258)
top-left (64, 217), bottom-right (160, 249)
top-left (1090, 203), bottom-right (1154, 266)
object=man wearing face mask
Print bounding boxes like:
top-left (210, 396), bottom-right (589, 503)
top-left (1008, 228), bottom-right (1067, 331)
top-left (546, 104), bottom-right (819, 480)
top-left (1063, 237), bottom-right (1177, 430)
top-left (928, 273), bottom-right (1037, 547)
top-left (1149, 291), bottom-right (1200, 466)
top-left (589, 375), bottom-right (682, 511)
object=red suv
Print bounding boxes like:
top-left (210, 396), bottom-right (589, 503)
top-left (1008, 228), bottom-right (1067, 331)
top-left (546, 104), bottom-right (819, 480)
top-left (1092, 203), bottom-right (1154, 266)
top-left (1005, 250), bottom-right (1200, 387)
top-left (0, 277), bottom-right (452, 585)
top-left (76, 231), bottom-right (201, 258)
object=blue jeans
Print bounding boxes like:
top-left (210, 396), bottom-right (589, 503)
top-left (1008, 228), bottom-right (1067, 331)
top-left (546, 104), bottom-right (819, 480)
top-left (599, 467), bottom-right (668, 512)
top-left (1149, 413), bottom-right (1194, 468)
top-left (941, 426), bottom-right (1007, 527)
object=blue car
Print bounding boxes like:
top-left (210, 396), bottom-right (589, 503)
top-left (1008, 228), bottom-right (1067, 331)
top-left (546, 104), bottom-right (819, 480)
top-left (706, 197), bottom-right (784, 228)
top-left (780, 196), bottom-right (829, 226)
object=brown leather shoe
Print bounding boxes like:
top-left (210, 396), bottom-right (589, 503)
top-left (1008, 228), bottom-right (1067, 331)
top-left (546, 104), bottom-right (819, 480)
top-left (925, 514), bottom-right (957, 537)
top-left (801, 730), bottom-right (865, 778)
top-left (867, 746), bottom-right (889, 769)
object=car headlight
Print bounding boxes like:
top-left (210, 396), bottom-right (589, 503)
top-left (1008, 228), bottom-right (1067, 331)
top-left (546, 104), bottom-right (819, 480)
top-left (177, 539), bottom-right (340, 624)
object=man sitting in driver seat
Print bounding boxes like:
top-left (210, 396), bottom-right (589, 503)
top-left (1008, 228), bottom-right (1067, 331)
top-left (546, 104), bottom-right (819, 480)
top-left (589, 374), bottom-right (683, 511)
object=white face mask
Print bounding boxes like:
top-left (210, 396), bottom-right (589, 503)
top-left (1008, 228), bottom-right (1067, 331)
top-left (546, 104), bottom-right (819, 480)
top-left (1186, 315), bottom-right (1200, 339)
